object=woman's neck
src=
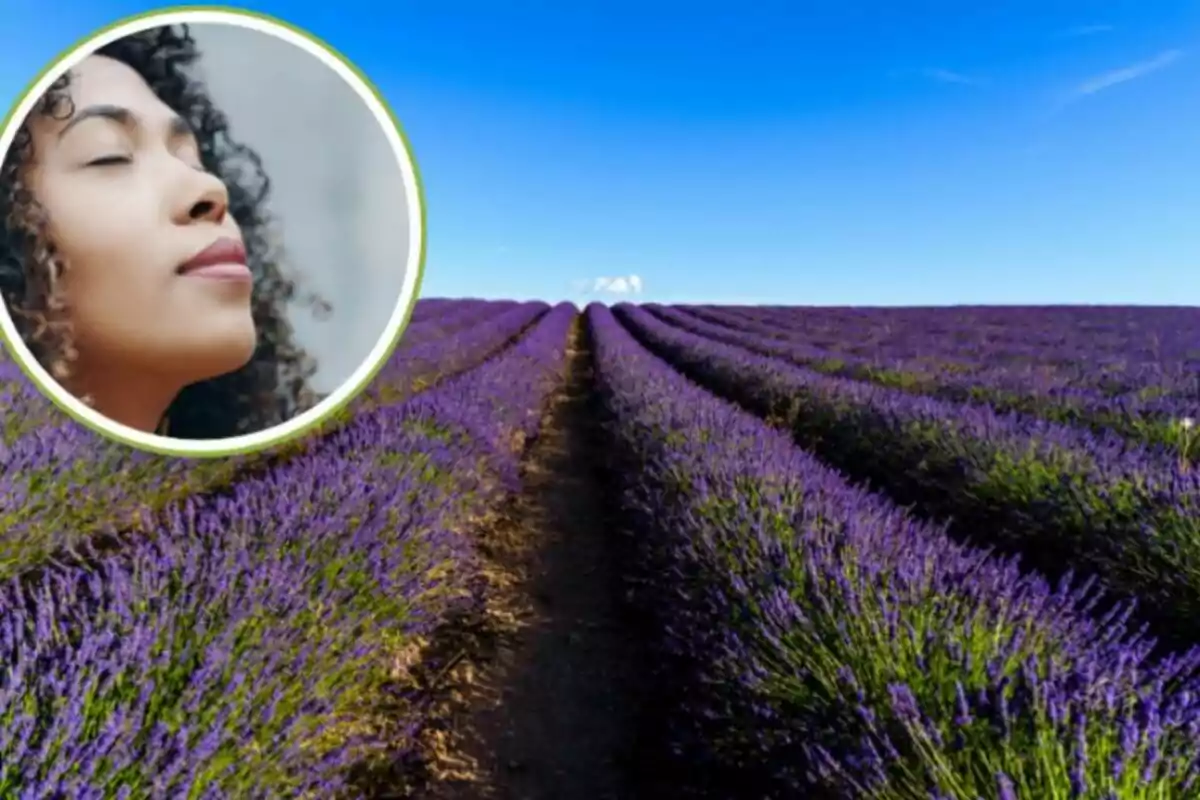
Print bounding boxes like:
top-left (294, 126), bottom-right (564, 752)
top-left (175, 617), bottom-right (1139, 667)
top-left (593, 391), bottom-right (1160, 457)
top-left (70, 368), bottom-right (179, 434)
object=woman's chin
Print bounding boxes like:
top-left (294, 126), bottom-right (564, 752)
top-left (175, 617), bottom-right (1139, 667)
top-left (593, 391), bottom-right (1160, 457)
top-left (182, 327), bottom-right (259, 383)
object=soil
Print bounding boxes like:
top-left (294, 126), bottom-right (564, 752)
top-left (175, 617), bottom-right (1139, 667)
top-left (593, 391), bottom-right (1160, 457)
top-left (419, 324), bottom-right (647, 800)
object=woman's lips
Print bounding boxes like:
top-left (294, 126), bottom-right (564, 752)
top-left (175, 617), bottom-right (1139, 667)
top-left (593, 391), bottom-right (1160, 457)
top-left (177, 237), bottom-right (252, 283)
top-left (184, 263), bottom-right (253, 282)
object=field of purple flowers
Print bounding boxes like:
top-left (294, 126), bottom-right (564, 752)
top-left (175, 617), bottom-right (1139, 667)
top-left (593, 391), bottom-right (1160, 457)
top-left (2, 298), bottom-right (1199, 798)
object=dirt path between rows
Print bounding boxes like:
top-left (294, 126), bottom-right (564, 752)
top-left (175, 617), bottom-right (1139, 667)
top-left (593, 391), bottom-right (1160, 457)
top-left (420, 323), bottom-right (646, 800)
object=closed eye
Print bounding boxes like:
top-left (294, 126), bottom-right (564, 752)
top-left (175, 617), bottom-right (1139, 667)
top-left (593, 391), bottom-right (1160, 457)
top-left (86, 155), bottom-right (131, 167)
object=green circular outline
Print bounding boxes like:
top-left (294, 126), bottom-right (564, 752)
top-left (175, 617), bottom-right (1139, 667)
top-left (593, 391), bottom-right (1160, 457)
top-left (0, 4), bottom-right (428, 459)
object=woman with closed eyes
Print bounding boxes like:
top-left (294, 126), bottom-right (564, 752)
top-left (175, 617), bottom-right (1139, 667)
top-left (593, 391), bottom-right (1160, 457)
top-left (0, 24), bottom-right (327, 438)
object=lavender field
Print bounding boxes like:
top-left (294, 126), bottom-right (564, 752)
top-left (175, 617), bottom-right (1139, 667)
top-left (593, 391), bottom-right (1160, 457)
top-left (2, 298), bottom-right (1200, 799)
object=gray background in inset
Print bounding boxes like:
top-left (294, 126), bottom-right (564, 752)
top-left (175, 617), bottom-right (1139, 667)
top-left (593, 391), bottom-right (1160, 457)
top-left (188, 23), bottom-right (411, 395)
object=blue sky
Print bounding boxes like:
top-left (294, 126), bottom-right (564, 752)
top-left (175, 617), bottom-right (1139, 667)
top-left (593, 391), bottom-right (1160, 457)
top-left (2, 0), bottom-right (1198, 305)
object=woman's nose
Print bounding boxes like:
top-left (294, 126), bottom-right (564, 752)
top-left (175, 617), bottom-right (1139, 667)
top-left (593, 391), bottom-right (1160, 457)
top-left (174, 167), bottom-right (230, 225)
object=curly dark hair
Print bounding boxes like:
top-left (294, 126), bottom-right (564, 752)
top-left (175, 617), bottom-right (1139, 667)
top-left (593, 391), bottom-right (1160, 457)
top-left (0, 24), bottom-right (328, 439)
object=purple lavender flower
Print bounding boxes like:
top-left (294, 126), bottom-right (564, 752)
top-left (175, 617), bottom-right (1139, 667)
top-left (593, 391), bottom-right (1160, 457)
top-left (0, 301), bottom-right (575, 796)
top-left (589, 302), bottom-right (1200, 797)
top-left (615, 301), bottom-right (1200, 652)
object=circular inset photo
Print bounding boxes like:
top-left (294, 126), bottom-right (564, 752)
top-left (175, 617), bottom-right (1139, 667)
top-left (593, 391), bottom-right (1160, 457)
top-left (0, 8), bottom-right (425, 457)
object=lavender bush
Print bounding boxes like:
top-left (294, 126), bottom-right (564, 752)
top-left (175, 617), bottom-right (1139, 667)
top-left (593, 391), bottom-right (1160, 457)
top-left (657, 304), bottom-right (1198, 454)
top-left (5, 295), bottom-right (1197, 799)
top-left (590, 302), bottom-right (1200, 798)
top-left (0, 299), bottom-right (545, 581)
top-left (0, 302), bottom-right (575, 797)
top-left (616, 303), bottom-right (1200, 652)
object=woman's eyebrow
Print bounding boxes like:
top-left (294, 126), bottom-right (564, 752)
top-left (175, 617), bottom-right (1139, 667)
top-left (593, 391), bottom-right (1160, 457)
top-left (57, 103), bottom-right (193, 141)
top-left (57, 104), bottom-right (133, 139)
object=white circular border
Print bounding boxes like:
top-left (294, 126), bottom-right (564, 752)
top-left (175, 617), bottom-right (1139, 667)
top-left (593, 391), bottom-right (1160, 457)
top-left (0, 8), bottom-right (424, 457)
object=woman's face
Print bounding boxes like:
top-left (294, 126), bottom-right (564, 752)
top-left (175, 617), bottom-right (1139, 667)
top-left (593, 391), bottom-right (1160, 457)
top-left (24, 54), bottom-right (257, 391)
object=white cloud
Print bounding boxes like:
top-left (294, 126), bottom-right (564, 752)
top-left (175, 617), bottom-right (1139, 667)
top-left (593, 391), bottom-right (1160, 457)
top-left (1074, 49), bottom-right (1183, 96)
top-left (577, 274), bottom-right (645, 295)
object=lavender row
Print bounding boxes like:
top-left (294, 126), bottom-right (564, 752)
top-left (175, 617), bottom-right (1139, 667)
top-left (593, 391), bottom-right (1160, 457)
top-left (0, 302), bottom-right (575, 798)
top-left (715, 301), bottom-right (1200, 408)
top-left (355, 301), bottom-right (545, 408)
top-left (589, 303), bottom-right (1200, 797)
top-left (685, 304), bottom-right (1176, 388)
top-left (659, 305), bottom-right (1197, 454)
top-left (616, 303), bottom-right (1200, 652)
top-left (405, 297), bottom-right (501, 326)
top-left (0, 300), bottom-right (547, 582)
top-left (706, 303), bottom-right (1200, 376)
top-left (707, 302), bottom-right (1199, 424)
